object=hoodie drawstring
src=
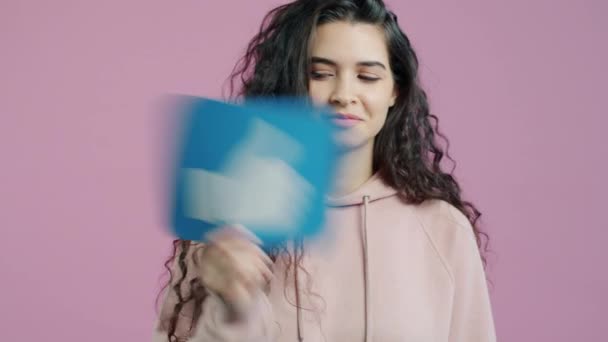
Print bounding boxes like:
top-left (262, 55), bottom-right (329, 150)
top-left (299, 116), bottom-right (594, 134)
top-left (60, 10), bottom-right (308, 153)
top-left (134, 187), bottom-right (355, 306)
top-left (295, 239), bottom-right (304, 342)
top-left (295, 195), bottom-right (372, 342)
top-left (362, 195), bottom-right (372, 342)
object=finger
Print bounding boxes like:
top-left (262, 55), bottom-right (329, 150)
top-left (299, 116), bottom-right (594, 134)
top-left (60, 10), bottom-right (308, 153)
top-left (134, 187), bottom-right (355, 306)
top-left (252, 244), bottom-right (274, 268)
top-left (243, 261), bottom-right (271, 289)
top-left (239, 256), bottom-right (270, 289)
top-left (209, 228), bottom-right (272, 268)
top-left (229, 237), bottom-right (273, 268)
top-left (229, 251), bottom-right (272, 295)
top-left (227, 252), bottom-right (261, 289)
top-left (207, 224), bottom-right (271, 261)
top-left (250, 254), bottom-right (274, 284)
top-left (230, 239), bottom-right (274, 279)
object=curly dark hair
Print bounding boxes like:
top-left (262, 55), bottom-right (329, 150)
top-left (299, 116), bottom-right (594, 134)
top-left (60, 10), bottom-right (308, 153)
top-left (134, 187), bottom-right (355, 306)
top-left (157, 0), bottom-right (490, 340)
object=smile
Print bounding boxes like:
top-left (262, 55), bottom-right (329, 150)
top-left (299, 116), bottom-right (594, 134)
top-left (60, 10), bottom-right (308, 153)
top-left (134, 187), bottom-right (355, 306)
top-left (331, 113), bottom-right (363, 127)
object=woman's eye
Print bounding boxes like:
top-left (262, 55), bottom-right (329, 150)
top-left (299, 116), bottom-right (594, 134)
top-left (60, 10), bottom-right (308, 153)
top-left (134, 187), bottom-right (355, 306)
top-left (310, 71), bottom-right (379, 82)
top-left (310, 71), bottom-right (332, 79)
top-left (359, 75), bottom-right (380, 82)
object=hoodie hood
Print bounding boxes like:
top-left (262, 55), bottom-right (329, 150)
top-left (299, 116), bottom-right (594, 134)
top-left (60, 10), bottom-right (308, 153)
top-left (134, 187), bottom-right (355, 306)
top-left (325, 172), bottom-right (399, 207)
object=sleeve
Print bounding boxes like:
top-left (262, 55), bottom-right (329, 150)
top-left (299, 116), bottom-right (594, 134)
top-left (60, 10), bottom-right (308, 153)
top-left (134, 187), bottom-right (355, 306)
top-left (443, 204), bottom-right (497, 342)
top-left (152, 243), bottom-right (278, 342)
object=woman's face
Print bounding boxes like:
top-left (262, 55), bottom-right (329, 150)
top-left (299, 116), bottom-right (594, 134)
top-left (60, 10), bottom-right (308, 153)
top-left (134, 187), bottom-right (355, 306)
top-left (308, 21), bottom-right (397, 150)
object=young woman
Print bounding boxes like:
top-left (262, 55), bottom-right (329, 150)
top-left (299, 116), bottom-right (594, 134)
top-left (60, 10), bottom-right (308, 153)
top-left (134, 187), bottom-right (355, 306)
top-left (154, 0), bottom-right (496, 341)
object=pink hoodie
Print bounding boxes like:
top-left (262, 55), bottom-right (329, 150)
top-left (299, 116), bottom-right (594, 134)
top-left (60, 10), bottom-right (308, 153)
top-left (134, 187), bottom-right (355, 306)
top-left (154, 174), bottom-right (496, 341)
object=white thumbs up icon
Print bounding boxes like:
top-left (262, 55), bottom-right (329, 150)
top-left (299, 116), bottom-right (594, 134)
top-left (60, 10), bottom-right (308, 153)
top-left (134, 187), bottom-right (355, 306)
top-left (182, 118), bottom-right (314, 237)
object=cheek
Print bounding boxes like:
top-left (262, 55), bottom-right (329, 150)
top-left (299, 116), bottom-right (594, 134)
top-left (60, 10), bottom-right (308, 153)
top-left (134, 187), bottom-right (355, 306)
top-left (308, 83), bottom-right (328, 106)
top-left (362, 94), bottom-right (392, 133)
top-left (363, 93), bottom-right (390, 119)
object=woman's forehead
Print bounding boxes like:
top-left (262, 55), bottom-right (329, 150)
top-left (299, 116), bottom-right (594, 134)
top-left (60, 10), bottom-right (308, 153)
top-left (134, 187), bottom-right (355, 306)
top-left (310, 21), bottom-right (390, 64)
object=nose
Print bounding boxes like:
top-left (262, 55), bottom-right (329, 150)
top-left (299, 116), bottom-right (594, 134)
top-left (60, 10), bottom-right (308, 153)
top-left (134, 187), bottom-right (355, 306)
top-left (329, 76), bottom-right (357, 107)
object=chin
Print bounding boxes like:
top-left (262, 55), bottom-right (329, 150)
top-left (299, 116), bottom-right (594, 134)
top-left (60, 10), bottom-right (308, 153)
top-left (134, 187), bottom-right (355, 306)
top-left (332, 130), bottom-right (373, 152)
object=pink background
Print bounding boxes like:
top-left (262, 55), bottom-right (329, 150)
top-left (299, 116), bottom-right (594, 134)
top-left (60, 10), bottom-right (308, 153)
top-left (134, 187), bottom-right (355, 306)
top-left (1, 0), bottom-right (606, 341)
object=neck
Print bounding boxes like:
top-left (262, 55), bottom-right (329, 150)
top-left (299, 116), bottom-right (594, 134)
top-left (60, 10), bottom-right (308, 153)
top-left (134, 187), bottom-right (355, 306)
top-left (329, 141), bottom-right (374, 197)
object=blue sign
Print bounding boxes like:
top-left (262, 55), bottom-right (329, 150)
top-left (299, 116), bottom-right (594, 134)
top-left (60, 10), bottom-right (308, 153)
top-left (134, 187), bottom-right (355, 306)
top-left (167, 96), bottom-right (338, 248)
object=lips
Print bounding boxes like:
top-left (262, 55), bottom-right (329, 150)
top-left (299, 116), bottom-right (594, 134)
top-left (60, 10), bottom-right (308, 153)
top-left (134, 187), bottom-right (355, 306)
top-left (333, 113), bottom-right (363, 120)
top-left (329, 112), bottom-right (363, 128)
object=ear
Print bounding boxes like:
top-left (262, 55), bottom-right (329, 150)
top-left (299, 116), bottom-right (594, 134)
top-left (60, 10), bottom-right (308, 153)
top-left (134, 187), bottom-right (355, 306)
top-left (389, 86), bottom-right (398, 107)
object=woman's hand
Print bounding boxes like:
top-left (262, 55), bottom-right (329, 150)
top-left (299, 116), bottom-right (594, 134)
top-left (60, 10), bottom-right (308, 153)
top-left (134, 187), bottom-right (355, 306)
top-left (195, 225), bottom-right (274, 321)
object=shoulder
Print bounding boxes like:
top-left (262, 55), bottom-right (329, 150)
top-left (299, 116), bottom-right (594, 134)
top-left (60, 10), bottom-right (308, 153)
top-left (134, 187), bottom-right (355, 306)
top-left (410, 199), bottom-right (481, 282)
top-left (412, 199), bottom-right (476, 242)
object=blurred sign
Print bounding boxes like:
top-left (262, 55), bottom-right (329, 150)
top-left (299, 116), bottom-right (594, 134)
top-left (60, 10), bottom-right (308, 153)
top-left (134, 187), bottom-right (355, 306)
top-left (166, 96), bottom-right (338, 247)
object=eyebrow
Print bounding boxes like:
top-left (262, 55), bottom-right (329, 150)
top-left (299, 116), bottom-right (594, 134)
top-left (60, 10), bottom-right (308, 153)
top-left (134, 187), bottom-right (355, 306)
top-left (310, 56), bottom-right (387, 70)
